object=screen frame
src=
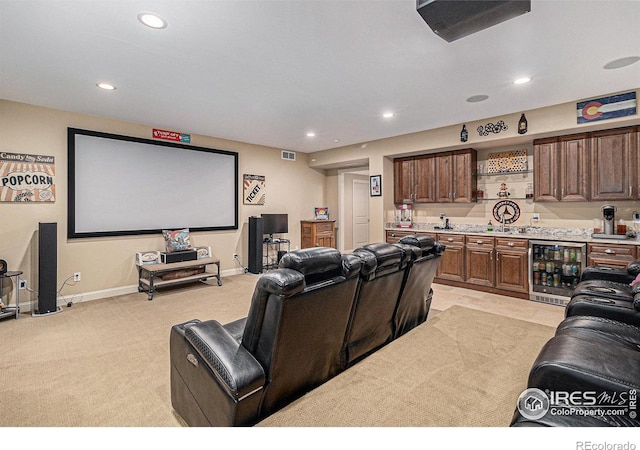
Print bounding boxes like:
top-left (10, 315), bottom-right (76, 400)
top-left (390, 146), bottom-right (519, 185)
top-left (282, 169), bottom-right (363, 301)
top-left (67, 127), bottom-right (239, 239)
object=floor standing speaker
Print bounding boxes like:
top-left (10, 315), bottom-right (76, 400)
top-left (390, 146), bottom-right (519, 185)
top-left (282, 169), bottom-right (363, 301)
top-left (248, 216), bottom-right (263, 274)
top-left (36, 222), bottom-right (59, 316)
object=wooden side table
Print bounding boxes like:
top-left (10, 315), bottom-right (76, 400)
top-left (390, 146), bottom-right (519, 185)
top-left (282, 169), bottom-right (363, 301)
top-left (300, 220), bottom-right (336, 248)
top-left (136, 257), bottom-right (221, 300)
top-left (0, 271), bottom-right (23, 320)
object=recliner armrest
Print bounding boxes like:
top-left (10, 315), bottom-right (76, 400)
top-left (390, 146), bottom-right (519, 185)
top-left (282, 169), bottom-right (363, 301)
top-left (185, 320), bottom-right (266, 400)
top-left (579, 265), bottom-right (635, 284)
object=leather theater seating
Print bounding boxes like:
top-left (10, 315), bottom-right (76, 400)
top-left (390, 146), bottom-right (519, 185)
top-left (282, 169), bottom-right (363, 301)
top-left (511, 260), bottom-right (640, 427)
top-left (169, 236), bottom-right (444, 426)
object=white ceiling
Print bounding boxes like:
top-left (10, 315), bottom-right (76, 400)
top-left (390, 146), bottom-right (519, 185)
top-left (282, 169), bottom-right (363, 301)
top-left (1, 1), bottom-right (639, 153)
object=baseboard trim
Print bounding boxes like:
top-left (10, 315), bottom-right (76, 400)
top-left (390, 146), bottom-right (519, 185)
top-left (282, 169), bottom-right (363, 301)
top-left (434, 279), bottom-right (530, 300)
top-left (20, 268), bottom-right (247, 311)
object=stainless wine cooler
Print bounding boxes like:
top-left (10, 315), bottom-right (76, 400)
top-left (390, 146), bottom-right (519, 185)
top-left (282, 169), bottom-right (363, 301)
top-left (529, 240), bottom-right (587, 306)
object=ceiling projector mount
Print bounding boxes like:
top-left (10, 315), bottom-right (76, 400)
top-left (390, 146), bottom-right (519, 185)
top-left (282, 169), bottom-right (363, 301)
top-left (416, 0), bottom-right (531, 42)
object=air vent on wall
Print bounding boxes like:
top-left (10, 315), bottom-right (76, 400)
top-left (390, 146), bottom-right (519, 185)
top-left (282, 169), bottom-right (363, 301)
top-left (281, 150), bottom-right (296, 161)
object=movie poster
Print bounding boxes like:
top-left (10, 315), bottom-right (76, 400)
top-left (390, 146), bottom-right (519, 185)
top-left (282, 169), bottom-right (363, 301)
top-left (243, 174), bottom-right (265, 205)
top-left (0, 152), bottom-right (56, 202)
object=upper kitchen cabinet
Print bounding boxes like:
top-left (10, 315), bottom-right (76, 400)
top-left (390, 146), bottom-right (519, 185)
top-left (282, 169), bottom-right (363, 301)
top-left (435, 149), bottom-right (478, 203)
top-left (533, 133), bottom-right (589, 202)
top-left (559, 133), bottom-right (590, 202)
top-left (395, 149), bottom-right (476, 204)
top-left (533, 137), bottom-right (559, 202)
top-left (590, 127), bottom-right (636, 201)
top-left (393, 154), bottom-right (436, 203)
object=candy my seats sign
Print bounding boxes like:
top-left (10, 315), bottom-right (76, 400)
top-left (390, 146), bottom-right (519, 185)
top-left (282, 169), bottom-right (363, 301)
top-left (0, 152), bottom-right (56, 202)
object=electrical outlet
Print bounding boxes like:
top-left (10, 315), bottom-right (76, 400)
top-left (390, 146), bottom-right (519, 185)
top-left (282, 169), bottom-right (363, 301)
top-left (73, 272), bottom-right (81, 282)
top-left (232, 253), bottom-right (238, 260)
top-left (19, 280), bottom-right (27, 290)
top-left (439, 213), bottom-right (445, 219)
top-left (532, 213), bottom-right (540, 221)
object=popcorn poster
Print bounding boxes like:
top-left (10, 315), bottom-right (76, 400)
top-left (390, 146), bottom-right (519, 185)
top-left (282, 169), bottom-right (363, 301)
top-left (0, 152), bottom-right (56, 202)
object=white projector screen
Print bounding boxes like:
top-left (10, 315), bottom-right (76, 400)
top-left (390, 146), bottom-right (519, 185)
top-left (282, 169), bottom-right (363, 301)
top-left (68, 128), bottom-right (238, 238)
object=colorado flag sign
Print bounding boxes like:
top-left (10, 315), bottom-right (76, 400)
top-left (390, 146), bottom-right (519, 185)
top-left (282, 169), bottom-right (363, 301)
top-left (577, 91), bottom-right (636, 123)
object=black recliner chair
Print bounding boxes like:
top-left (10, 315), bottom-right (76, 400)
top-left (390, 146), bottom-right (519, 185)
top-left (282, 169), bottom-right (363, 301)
top-left (394, 234), bottom-right (444, 338)
top-left (510, 260), bottom-right (640, 427)
top-left (344, 242), bottom-right (411, 366)
top-left (565, 259), bottom-right (640, 325)
top-left (170, 247), bottom-right (362, 426)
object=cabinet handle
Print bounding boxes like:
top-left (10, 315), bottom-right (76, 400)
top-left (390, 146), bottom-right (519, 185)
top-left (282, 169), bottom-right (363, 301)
top-left (561, 188), bottom-right (565, 197)
top-left (605, 249), bottom-right (616, 255)
top-left (453, 191), bottom-right (456, 199)
top-left (476, 240), bottom-right (483, 244)
top-left (447, 238), bottom-right (454, 242)
top-left (630, 185), bottom-right (633, 196)
top-left (489, 251), bottom-right (493, 261)
top-left (508, 242), bottom-right (515, 247)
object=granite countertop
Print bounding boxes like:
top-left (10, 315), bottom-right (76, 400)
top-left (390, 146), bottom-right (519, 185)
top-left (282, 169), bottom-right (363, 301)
top-left (385, 225), bottom-right (640, 246)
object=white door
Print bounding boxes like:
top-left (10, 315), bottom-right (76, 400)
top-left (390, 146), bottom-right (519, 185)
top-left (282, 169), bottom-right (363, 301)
top-left (352, 179), bottom-right (369, 248)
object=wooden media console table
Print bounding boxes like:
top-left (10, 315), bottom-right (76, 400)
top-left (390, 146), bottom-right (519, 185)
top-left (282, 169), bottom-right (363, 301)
top-left (137, 256), bottom-right (221, 300)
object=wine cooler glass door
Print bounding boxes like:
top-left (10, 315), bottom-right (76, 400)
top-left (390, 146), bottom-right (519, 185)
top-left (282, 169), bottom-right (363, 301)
top-left (530, 241), bottom-right (586, 304)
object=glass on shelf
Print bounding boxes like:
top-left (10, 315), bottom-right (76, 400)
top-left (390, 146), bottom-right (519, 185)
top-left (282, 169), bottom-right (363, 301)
top-left (474, 169), bottom-right (533, 177)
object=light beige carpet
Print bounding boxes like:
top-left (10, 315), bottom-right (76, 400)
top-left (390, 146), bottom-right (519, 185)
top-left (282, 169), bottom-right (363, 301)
top-left (257, 305), bottom-right (554, 427)
top-left (0, 274), bottom-right (553, 427)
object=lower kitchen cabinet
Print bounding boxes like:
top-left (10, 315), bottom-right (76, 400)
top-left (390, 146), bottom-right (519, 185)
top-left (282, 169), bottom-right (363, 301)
top-left (465, 236), bottom-right (495, 287)
top-left (435, 233), bottom-right (466, 282)
top-left (495, 238), bottom-right (529, 294)
top-left (587, 242), bottom-right (637, 270)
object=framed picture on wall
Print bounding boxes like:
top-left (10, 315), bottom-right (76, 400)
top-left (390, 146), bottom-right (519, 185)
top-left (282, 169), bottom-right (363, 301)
top-left (370, 175), bottom-right (382, 197)
top-left (314, 207), bottom-right (329, 220)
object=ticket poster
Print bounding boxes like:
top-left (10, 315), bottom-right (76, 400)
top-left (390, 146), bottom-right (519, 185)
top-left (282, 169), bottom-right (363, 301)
top-left (0, 152), bottom-right (56, 202)
top-left (243, 174), bottom-right (265, 205)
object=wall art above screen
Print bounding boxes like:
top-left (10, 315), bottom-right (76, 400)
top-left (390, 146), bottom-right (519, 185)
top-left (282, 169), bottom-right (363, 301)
top-left (67, 128), bottom-right (238, 238)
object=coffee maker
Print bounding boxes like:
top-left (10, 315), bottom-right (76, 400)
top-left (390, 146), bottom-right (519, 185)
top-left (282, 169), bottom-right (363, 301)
top-left (602, 204), bottom-right (617, 235)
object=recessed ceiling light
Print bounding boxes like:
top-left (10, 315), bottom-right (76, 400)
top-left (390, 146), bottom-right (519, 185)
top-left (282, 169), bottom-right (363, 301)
top-left (137, 12), bottom-right (167, 29)
top-left (603, 56), bottom-right (640, 70)
top-left (96, 82), bottom-right (117, 90)
top-left (306, 132), bottom-right (316, 138)
top-left (466, 94), bottom-right (488, 103)
top-left (333, 139), bottom-right (340, 143)
top-left (514, 77), bottom-right (531, 85)
top-left (382, 112), bottom-right (395, 119)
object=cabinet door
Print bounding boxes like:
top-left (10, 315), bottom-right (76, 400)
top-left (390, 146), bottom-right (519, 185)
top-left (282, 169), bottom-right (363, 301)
top-left (636, 126), bottom-right (640, 199)
top-left (413, 154), bottom-right (437, 203)
top-left (465, 245), bottom-right (494, 287)
top-left (394, 158), bottom-right (415, 204)
top-left (495, 249), bottom-right (529, 293)
top-left (559, 134), bottom-right (590, 201)
top-left (435, 152), bottom-right (453, 202)
top-left (436, 244), bottom-right (465, 282)
top-left (451, 149), bottom-right (477, 203)
top-left (316, 235), bottom-right (335, 248)
top-left (590, 128), bottom-right (634, 201)
top-left (533, 138), bottom-right (559, 201)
